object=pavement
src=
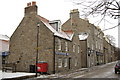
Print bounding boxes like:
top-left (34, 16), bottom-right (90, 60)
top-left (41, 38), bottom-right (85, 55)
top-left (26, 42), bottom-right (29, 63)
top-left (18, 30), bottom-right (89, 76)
top-left (1, 61), bottom-right (117, 80)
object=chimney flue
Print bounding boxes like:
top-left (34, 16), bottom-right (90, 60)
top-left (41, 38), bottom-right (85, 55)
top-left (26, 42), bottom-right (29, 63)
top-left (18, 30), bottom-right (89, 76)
top-left (27, 2), bottom-right (31, 7)
top-left (32, 1), bottom-right (36, 6)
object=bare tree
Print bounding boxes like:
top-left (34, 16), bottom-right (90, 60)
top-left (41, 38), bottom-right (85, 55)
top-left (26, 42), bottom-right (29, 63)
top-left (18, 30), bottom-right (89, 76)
top-left (106, 35), bottom-right (116, 46)
top-left (73, 0), bottom-right (120, 19)
top-left (71, 0), bottom-right (120, 38)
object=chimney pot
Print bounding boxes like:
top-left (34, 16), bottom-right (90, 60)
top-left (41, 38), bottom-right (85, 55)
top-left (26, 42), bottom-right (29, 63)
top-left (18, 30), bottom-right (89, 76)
top-left (70, 9), bottom-right (79, 13)
top-left (27, 2), bottom-right (31, 7)
top-left (27, 3), bottom-right (29, 7)
top-left (32, 1), bottom-right (36, 6)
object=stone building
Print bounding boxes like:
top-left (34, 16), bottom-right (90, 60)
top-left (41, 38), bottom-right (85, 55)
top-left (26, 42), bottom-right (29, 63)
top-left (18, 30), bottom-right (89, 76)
top-left (94, 27), bottom-right (104, 65)
top-left (62, 9), bottom-right (96, 68)
top-left (103, 36), bottom-right (109, 64)
top-left (62, 8), bottom-right (117, 67)
top-left (103, 35), bottom-right (119, 64)
top-left (7, 1), bottom-right (119, 74)
top-left (7, 2), bottom-right (81, 74)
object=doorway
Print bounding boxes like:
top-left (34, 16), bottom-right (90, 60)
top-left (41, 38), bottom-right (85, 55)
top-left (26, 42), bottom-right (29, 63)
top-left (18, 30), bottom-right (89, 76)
top-left (68, 58), bottom-right (71, 69)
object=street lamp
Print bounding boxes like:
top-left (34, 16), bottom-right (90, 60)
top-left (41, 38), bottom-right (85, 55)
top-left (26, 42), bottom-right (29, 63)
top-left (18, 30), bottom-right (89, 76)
top-left (35, 23), bottom-right (40, 77)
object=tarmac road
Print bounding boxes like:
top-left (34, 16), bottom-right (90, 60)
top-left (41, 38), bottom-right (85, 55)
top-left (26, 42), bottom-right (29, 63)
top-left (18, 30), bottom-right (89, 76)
top-left (73, 62), bottom-right (120, 78)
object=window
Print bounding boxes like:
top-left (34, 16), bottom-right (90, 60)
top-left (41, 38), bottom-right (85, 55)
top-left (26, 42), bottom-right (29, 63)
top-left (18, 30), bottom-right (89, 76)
top-left (96, 41), bottom-right (97, 49)
top-left (58, 39), bottom-right (61, 50)
top-left (49, 22), bottom-right (58, 31)
top-left (99, 43), bottom-right (100, 50)
top-left (78, 45), bottom-right (80, 53)
top-left (58, 58), bottom-right (62, 68)
top-left (65, 42), bottom-right (68, 51)
top-left (75, 58), bottom-right (77, 66)
top-left (87, 42), bottom-right (89, 47)
top-left (101, 44), bottom-right (103, 50)
top-left (73, 44), bottom-right (75, 52)
top-left (92, 44), bottom-right (94, 50)
top-left (64, 58), bottom-right (67, 67)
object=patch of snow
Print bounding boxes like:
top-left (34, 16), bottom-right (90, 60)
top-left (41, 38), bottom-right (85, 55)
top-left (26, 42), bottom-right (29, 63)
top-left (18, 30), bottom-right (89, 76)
top-left (37, 75), bottom-right (48, 78)
top-left (0, 34), bottom-right (9, 40)
top-left (1, 71), bottom-right (35, 79)
top-left (79, 32), bottom-right (89, 40)
top-left (74, 74), bottom-right (85, 78)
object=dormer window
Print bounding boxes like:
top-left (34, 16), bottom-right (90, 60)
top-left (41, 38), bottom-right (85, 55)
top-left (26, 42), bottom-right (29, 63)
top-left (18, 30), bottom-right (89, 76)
top-left (49, 20), bottom-right (61, 32)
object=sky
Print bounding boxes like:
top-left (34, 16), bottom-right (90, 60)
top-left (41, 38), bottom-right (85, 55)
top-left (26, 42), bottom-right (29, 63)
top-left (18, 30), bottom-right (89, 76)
top-left (0, 0), bottom-right (118, 46)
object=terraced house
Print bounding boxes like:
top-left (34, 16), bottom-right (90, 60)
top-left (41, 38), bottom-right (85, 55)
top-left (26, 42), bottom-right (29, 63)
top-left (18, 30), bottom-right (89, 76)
top-left (62, 9), bottom-right (118, 68)
top-left (62, 9), bottom-right (97, 68)
top-left (6, 2), bottom-right (119, 74)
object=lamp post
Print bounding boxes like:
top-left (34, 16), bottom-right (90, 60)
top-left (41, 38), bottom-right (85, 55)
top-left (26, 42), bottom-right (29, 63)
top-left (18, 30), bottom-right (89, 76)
top-left (35, 23), bottom-right (40, 77)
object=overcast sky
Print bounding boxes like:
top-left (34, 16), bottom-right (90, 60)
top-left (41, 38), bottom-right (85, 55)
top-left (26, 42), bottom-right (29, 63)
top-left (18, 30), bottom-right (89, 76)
top-left (0, 0), bottom-right (118, 46)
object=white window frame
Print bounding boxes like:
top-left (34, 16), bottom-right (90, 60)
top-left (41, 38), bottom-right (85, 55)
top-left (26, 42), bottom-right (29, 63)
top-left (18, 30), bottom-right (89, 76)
top-left (64, 58), bottom-right (67, 67)
top-left (96, 40), bottom-right (98, 49)
top-left (73, 44), bottom-right (75, 52)
top-left (58, 39), bottom-right (61, 50)
top-left (75, 58), bottom-right (77, 66)
top-left (99, 42), bottom-right (100, 50)
top-left (101, 43), bottom-right (103, 50)
top-left (65, 42), bottom-right (68, 51)
top-left (58, 58), bottom-right (62, 68)
top-left (78, 45), bottom-right (80, 53)
top-left (92, 44), bottom-right (94, 50)
top-left (87, 42), bottom-right (89, 47)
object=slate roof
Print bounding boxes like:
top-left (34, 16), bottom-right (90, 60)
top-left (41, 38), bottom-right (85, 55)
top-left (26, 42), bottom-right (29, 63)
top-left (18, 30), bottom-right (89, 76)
top-left (37, 15), bottom-right (74, 41)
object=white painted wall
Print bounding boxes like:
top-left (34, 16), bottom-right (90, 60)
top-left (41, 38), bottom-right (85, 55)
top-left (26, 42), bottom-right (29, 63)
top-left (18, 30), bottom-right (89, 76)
top-left (0, 34), bottom-right (9, 52)
top-left (1, 40), bottom-right (9, 52)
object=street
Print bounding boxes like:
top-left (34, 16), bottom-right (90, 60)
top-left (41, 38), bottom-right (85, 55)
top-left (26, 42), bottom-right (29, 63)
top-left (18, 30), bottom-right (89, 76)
top-left (23, 61), bottom-right (120, 80)
top-left (2, 61), bottom-right (120, 80)
top-left (73, 62), bottom-right (120, 78)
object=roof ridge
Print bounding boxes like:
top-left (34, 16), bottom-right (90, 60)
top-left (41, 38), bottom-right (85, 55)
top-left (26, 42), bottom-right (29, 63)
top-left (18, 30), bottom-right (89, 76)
top-left (36, 15), bottom-right (74, 41)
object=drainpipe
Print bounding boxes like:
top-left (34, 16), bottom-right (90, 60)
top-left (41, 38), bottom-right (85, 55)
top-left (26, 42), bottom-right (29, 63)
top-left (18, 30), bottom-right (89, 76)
top-left (53, 36), bottom-right (55, 74)
top-left (86, 39), bottom-right (88, 68)
top-left (35, 23), bottom-right (40, 77)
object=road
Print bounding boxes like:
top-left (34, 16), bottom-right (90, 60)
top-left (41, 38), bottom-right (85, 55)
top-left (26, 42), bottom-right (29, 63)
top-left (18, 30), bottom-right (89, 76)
top-left (23, 61), bottom-right (120, 80)
top-left (73, 62), bottom-right (120, 78)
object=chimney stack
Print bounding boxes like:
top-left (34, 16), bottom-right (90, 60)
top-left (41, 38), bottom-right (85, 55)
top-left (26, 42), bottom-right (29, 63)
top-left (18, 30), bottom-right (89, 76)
top-left (70, 9), bottom-right (79, 26)
top-left (25, 1), bottom-right (37, 16)
top-left (70, 9), bottom-right (79, 19)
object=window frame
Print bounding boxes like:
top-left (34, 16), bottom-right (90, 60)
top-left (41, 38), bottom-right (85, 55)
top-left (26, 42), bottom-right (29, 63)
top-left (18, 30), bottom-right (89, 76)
top-left (58, 58), bottom-right (62, 68)
top-left (58, 39), bottom-right (61, 50)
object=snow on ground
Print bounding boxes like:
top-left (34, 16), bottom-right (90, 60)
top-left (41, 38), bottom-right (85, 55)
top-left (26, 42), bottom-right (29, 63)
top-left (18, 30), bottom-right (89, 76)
top-left (0, 61), bottom-right (117, 79)
top-left (1, 70), bottom-right (35, 79)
